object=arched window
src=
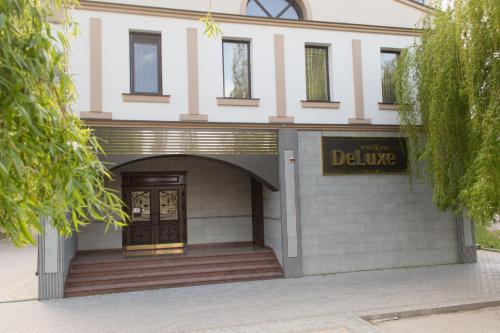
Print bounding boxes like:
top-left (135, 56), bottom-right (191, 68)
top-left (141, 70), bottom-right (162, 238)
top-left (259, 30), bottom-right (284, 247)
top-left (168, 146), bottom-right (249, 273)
top-left (246, 0), bottom-right (303, 20)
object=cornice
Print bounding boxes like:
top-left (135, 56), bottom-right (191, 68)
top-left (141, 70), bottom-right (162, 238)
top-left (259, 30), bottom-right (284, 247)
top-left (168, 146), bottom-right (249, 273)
top-left (395, 0), bottom-right (435, 14)
top-left (82, 119), bottom-right (402, 132)
top-left (77, 1), bottom-right (422, 37)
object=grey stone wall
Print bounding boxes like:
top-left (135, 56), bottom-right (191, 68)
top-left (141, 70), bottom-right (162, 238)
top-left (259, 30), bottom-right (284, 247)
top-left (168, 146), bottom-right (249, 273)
top-left (38, 219), bottom-right (76, 300)
top-left (263, 186), bottom-right (283, 265)
top-left (77, 156), bottom-right (252, 250)
top-left (298, 131), bottom-right (459, 275)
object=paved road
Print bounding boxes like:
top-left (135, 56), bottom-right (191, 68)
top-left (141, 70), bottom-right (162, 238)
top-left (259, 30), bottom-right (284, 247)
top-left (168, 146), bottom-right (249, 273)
top-left (0, 239), bottom-right (38, 302)
top-left (0, 251), bottom-right (499, 333)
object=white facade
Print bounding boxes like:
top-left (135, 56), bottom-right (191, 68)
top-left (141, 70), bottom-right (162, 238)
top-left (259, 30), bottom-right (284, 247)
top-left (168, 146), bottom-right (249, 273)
top-left (70, 1), bottom-right (425, 124)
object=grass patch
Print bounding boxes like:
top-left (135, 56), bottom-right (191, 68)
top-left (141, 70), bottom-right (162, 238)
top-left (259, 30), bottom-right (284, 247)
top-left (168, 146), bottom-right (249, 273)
top-left (476, 223), bottom-right (500, 250)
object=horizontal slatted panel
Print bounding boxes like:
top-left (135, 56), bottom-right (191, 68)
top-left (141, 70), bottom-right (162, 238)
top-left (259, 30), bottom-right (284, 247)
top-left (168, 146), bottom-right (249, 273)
top-left (93, 128), bottom-right (279, 155)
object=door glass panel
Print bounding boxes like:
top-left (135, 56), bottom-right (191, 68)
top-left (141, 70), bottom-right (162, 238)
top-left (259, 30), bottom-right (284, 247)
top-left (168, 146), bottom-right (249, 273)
top-left (159, 190), bottom-right (178, 221)
top-left (131, 191), bottom-right (151, 222)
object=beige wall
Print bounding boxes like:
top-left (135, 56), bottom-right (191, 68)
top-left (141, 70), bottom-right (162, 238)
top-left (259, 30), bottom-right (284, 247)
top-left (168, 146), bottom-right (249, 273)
top-left (90, 0), bottom-right (426, 28)
top-left (77, 156), bottom-right (253, 250)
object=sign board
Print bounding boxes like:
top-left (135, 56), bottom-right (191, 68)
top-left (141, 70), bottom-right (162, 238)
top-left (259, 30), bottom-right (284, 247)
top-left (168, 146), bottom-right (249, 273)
top-left (322, 137), bottom-right (408, 174)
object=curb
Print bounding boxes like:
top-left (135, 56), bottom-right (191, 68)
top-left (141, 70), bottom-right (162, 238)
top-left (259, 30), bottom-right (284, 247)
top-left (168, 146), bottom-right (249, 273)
top-left (360, 299), bottom-right (500, 323)
top-left (478, 248), bottom-right (500, 253)
top-left (360, 299), bottom-right (500, 322)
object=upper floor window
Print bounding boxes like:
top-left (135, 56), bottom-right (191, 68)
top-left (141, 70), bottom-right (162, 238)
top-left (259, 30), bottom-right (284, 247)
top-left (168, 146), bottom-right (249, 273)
top-left (222, 40), bottom-right (251, 99)
top-left (305, 45), bottom-right (330, 101)
top-left (381, 50), bottom-right (400, 104)
top-left (246, 0), bottom-right (302, 20)
top-left (130, 32), bottom-right (162, 95)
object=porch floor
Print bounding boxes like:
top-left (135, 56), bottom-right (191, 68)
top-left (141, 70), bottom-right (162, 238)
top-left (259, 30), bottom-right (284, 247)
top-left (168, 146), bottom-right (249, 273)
top-left (64, 244), bottom-right (283, 297)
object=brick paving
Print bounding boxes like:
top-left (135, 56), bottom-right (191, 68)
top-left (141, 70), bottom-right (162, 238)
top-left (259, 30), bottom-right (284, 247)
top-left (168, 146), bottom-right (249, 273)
top-left (0, 251), bottom-right (499, 333)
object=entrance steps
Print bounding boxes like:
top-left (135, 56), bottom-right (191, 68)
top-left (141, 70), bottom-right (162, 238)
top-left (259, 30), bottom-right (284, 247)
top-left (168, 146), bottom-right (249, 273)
top-left (64, 246), bottom-right (282, 297)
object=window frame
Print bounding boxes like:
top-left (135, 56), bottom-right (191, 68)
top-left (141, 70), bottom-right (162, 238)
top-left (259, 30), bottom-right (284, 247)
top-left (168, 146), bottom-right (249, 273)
top-left (380, 49), bottom-right (401, 105)
top-left (222, 39), bottom-right (252, 99)
top-left (129, 31), bottom-right (163, 96)
top-left (305, 45), bottom-right (331, 102)
top-left (247, 0), bottom-right (303, 20)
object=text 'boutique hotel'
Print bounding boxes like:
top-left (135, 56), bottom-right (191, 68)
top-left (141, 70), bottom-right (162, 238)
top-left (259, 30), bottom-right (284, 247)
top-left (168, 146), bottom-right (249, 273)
top-left (38, 0), bottom-right (477, 299)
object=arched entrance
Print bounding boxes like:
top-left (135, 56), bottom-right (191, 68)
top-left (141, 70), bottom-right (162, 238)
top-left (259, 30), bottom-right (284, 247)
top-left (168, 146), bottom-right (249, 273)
top-left (109, 155), bottom-right (270, 252)
top-left (63, 154), bottom-right (283, 297)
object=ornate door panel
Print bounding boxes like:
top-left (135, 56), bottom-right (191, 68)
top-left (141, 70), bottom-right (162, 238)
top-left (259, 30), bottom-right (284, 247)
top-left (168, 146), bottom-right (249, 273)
top-left (158, 189), bottom-right (181, 243)
top-left (122, 173), bottom-right (186, 248)
top-left (128, 190), bottom-right (153, 245)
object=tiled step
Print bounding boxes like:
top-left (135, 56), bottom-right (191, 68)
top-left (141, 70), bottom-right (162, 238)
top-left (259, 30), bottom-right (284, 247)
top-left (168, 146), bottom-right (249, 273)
top-left (70, 249), bottom-right (274, 270)
top-left (66, 262), bottom-right (282, 287)
top-left (64, 246), bottom-right (283, 298)
top-left (68, 258), bottom-right (280, 278)
top-left (64, 271), bottom-right (283, 298)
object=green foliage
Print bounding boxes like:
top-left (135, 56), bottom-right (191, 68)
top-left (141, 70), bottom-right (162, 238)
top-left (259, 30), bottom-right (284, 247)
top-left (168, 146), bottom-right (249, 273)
top-left (0, 0), bottom-right (127, 246)
top-left (475, 223), bottom-right (500, 250)
top-left (200, 12), bottom-right (222, 38)
top-left (395, 0), bottom-right (499, 225)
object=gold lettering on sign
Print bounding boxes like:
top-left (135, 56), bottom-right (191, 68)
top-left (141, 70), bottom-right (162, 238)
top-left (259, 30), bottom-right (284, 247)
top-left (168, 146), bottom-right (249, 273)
top-left (346, 152), bottom-right (356, 166)
top-left (386, 153), bottom-right (396, 165)
top-left (331, 150), bottom-right (399, 167)
top-left (332, 150), bottom-right (345, 166)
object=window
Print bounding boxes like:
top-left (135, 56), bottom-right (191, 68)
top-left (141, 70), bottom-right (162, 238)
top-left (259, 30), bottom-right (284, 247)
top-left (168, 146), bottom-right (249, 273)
top-left (222, 40), bottom-right (251, 99)
top-left (305, 46), bottom-right (330, 102)
top-left (130, 32), bottom-right (162, 95)
top-left (381, 50), bottom-right (400, 104)
top-left (246, 0), bottom-right (302, 20)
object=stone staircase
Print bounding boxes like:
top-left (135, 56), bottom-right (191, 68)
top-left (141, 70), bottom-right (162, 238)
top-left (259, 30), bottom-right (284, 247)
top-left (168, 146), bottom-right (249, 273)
top-left (64, 246), bottom-right (283, 297)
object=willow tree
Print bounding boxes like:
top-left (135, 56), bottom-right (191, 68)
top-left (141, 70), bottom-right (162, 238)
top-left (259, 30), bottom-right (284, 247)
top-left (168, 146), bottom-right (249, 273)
top-left (395, 0), bottom-right (499, 225)
top-left (0, 0), bottom-right (127, 246)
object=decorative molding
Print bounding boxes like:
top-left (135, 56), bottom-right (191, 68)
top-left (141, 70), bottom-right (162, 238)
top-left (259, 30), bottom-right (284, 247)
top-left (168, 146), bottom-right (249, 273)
top-left (122, 94), bottom-right (171, 103)
top-left (90, 17), bottom-right (102, 112)
top-left (187, 27), bottom-right (199, 116)
top-left (217, 98), bottom-right (260, 107)
top-left (80, 111), bottom-right (113, 119)
top-left (179, 114), bottom-right (208, 122)
top-left (77, 1), bottom-right (422, 37)
top-left (268, 116), bottom-right (295, 124)
top-left (395, 0), bottom-right (435, 13)
top-left (83, 118), bottom-right (403, 132)
top-left (378, 103), bottom-right (398, 110)
top-left (274, 34), bottom-right (289, 121)
top-left (351, 39), bottom-right (367, 123)
top-left (179, 27), bottom-right (207, 122)
top-left (348, 118), bottom-right (372, 125)
top-left (301, 101), bottom-right (340, 109)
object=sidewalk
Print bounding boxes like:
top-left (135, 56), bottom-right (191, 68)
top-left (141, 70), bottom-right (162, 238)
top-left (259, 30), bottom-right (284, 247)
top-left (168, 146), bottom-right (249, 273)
top-left (0, 250), bottom-right (499, 333)
top-left (0, 239), bottom-right (38, 302)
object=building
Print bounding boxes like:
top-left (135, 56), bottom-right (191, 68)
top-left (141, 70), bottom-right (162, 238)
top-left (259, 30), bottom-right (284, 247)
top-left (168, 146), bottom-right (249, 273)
top-left (38, 0), bottom-right (477, 299)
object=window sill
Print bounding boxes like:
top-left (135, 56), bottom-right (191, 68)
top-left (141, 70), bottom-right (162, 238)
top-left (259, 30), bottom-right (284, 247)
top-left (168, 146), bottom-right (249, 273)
top-left (80, 111), bottom-right (112, 120)
top-left (301, 101), bottom-right (340, 109)
top-left (378, 102), bottom-right (398, 110)
top-left (216, 98), bottom-right (260, 107)
top-left (122, 93), bottom-right (171, 103)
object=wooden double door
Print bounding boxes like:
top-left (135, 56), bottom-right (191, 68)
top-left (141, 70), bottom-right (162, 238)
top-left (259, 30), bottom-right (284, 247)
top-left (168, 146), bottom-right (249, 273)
top-left (122, 173), bottom-right (186, 248)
